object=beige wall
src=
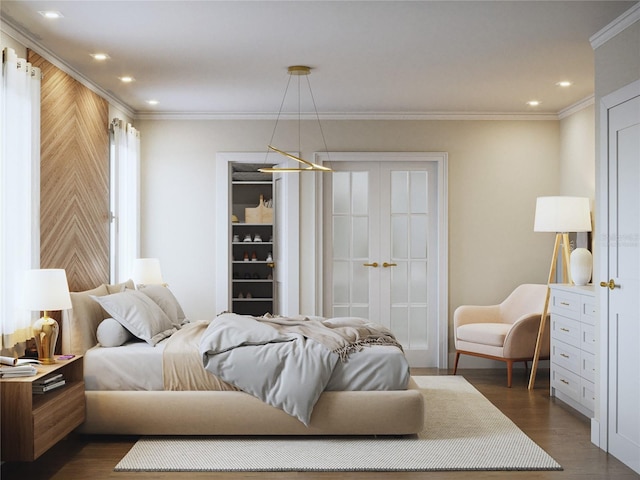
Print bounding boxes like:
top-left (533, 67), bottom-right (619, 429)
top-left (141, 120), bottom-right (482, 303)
top-left (137, 118), bottom-right (562, 355)
top-left (594, 19), bottom-right (640, 100)
top-left (0, 32), bottom-right (26, 55)
top-left (560, 104), bottom-right (596, 199)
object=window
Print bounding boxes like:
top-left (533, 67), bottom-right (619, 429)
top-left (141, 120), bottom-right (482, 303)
top-left (0, 48), bottom-right (41, 351)
top-left (109, 119), bottom-right (140, 283)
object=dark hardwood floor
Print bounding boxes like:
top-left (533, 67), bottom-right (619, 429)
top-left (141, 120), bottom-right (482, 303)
top-left (2, 368), bottom-right (638, 480)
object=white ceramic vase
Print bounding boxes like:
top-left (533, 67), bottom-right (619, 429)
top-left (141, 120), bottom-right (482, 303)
top-left (570, 247), bottom-right (592, 286)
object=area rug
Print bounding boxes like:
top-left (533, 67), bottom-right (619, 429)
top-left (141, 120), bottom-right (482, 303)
top-left (114, 376), bottom-right (561, 472)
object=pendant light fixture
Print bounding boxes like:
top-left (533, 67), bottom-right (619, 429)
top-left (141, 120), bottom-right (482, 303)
top-left (259, 66), bottom-right (333, 173)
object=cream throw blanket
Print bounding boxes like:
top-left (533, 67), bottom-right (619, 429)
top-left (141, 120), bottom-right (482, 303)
top-left (258, 314), bottom-right (403, 361)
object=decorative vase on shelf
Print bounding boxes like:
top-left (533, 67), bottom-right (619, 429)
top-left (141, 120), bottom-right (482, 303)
top-left (570, 247), bottom-right (592, 286)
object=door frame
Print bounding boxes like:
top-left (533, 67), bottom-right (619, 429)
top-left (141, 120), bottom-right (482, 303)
top-left (313, 152), bottom-right (449, 368)
top-left (215, 152), bottom-right (300, 315)
top-left (596, 79), bottom-right (640, 450)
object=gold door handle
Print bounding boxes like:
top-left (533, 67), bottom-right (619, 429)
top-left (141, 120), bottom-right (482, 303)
top-left (363, 262), bottom-right (379, 268)
top-left (600, 279), bottom-right (619, 290)
top-left (383, 262), bottom-right (397, 268)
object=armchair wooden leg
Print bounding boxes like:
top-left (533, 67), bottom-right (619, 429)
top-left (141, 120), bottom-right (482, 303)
top-left (453, 352), bottom-right (460, 375)
top-left (506, 360), bottom-right (513, 388)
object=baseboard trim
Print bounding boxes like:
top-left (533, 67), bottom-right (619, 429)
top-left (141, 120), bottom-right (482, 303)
top-left (591, 418), bottom-right (600, 447)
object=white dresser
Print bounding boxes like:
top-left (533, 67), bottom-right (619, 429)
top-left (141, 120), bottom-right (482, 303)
top-left (549, 284), bottom-right (597, 417)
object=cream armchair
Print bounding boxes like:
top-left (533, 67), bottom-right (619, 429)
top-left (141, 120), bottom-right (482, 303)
top-left (453, 284), bottom-right (549, 387)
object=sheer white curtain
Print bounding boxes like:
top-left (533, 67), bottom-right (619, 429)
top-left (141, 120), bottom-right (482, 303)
top-left (0, 48), bottom-right (41, 350)
top-left (110, 118), bottom-right (140, 283)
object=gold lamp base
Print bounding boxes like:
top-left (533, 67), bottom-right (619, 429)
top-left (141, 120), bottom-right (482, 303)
top-left (33, 312), bottom-right (59, 365)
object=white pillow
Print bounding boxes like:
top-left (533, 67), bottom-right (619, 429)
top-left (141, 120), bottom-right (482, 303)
top-left (91, 290), bottom-right (177, 346)
top-left (97, 317), bottom-right (134, 347)
top-left (136, 284), bottom-right (187, 328)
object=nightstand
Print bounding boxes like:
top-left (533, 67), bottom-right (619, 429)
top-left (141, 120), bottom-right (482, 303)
top-left (0, 354), bottom-right (85, 461)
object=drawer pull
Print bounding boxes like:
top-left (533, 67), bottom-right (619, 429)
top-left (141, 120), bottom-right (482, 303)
top-left (560, 379), bottom-right (570, 385)
top-left (560, 328), bottom-right (570, 332)
top-left (560, 301), bottom-right (570, 306)
top-left (560, 353), bottom-right (570, 358)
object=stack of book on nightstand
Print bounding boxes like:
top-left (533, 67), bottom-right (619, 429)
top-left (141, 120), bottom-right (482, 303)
top-left (32, 373), bottom-right (65, 394)
top-left (0, 356), bottom-right (40, 377)
top-left (0, 364), bottom-right (38, 377)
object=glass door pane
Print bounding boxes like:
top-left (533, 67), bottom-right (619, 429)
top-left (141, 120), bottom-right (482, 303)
top-left (327, 166), bottom-right (380, 322)
top-left (383, 165), bottom-right (434, 354)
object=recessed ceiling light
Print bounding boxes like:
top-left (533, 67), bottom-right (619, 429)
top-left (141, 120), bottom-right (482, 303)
top-left (556, 81), bottom-right (572, 87)
top-left (90, 53), bottom-right (110, 61)
top-left (38, 11), bottom-right (63, 19)
top-left (147, 100), bottom-right (159, 106)
top-left (119, 76), bottom-right (134, 83)
top-left (527, 100), bottom-right (541, 107)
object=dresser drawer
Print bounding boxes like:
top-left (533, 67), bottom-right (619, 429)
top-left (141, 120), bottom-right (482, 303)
top-left (581, 378), bottom-right (596, 412)
top-left (581, 351), bottom-right (596, 383)
top-left (581, 297), bottom-right (598, 326)
top-left (550, 291), bottom-right (580, 317)
top-left (551, 315), bottom-right (581, 348)
top-left (552, 340), bottom-right (581, 374)
top-left (581, 323), bottom-right (596, 354)
top-left (552, 364), bottom-right (582, 404)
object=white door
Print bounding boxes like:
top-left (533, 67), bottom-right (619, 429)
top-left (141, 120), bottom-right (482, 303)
top-left (322, 156), bottom-right (447, 367)
top-left (273, 170), bottom-right (299, 316)
top-left (603, 91), bottom-right (640, 474)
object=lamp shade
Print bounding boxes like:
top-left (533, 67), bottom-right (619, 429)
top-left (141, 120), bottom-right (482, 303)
top-left (23, 269), bottom-right (72, 311)
top-left (534, 196), bottom-right (592, 233)
top-left (132, 258), bottom-right (164, 285)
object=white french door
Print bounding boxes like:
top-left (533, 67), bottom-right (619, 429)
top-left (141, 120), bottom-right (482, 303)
top-left (321, 153), bottom-right (447, 367)
top-left (600, 84), bottom-right (640, 474)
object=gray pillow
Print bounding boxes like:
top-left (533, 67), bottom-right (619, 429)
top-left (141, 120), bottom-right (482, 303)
top-left (91, 290), bottom-right (177, 346)
top-left (96, 317), bottom-right (134, 347)
top-left (136, 285), bottom-right (187, 328)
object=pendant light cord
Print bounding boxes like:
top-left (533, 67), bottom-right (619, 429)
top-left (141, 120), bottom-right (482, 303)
top-left (306, 74), bottom-right (331, 162)
top-left (265, 73), bottom-right (293, 164)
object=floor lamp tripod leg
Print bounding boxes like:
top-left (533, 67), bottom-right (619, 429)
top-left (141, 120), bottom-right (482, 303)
top-left (528, 233), bottom-right (562, 390)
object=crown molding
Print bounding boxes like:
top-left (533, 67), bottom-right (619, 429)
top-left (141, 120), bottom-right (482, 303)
top-left (134, 111), bottom-right (559, 121)
top-left (590, 2), bottom-right (640, 49)
top-left (557, 95), bottom-right (595, 120)
top-left (1, 20), bottom-right (136, 119)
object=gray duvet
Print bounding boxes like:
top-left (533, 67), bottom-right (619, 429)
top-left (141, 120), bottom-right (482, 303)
top-left (199, 313), bottom-right (409, 425)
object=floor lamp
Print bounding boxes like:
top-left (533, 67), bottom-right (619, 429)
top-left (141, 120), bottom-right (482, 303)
top-left (528, 196), bottom-right (592, 390)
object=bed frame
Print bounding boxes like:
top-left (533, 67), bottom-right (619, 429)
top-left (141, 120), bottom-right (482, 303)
top-left (62, 282), bottom-right (425, 436)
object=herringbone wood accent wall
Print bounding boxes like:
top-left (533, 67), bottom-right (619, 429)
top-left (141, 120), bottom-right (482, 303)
top-left (28, 51), bottom-right (110, 294)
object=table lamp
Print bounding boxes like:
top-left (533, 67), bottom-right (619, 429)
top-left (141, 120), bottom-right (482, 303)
top-left (24, 269), bottom-right (72, 364)
top-left (132, 258), bottom-right (164, 288)
top-left (528, 196), bottom-right (592, 389)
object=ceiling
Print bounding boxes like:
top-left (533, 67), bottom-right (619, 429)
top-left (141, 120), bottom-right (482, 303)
top-left (1, 1), bottom-right (636, 119)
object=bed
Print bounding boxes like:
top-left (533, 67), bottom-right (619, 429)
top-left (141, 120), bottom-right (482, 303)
top-left (61, 281), bottom-right (425, 436)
